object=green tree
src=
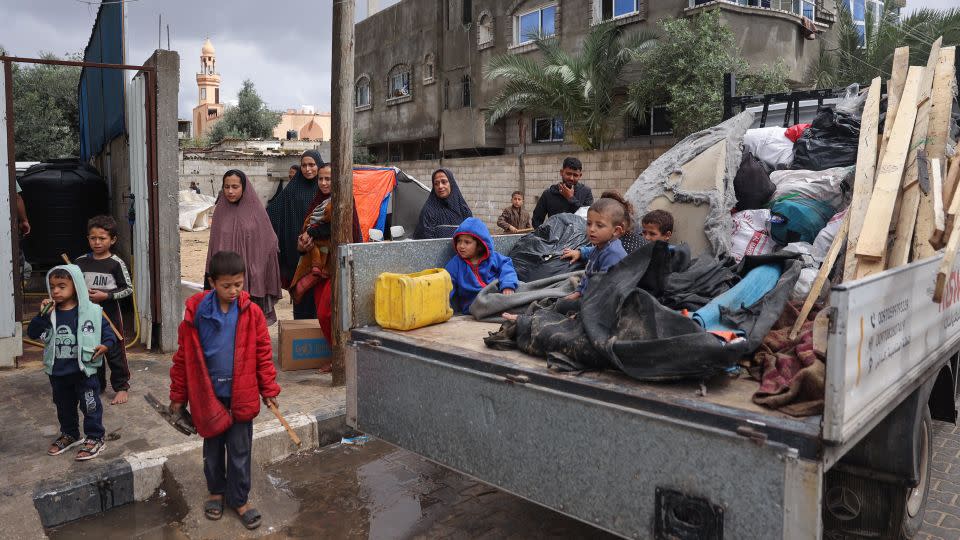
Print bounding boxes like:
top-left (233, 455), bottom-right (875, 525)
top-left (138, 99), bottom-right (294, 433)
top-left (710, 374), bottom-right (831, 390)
top-left (484, 23), bottom-right (656, 150)
top-left (806, 5), bottom-right (960, 89)
top-left (208, 79), bottom-right (281, 143)
top-left (626, 10), bottom-right (788, 138)
top-left (4, 49), bottom-right (81, 161)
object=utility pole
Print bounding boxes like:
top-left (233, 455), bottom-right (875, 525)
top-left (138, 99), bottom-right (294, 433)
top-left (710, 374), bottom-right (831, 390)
top-left (329, 0), bottom-right (356, 387)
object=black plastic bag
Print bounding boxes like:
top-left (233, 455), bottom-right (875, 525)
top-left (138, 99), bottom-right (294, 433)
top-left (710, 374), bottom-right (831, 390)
top-left (791, 107), bottom-right (861, 171)
top-left (508, 213), bottom-right (588, 282)
top-left (734, 151), bottom-right (776, 211)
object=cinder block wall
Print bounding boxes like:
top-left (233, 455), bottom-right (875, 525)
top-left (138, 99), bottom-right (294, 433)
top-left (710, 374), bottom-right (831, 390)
top-left (393, 145), bottom-right (671, 231)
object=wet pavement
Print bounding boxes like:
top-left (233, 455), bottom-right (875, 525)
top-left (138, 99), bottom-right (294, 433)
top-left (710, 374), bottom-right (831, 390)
top-left (47, 438), bottom-right (615, 539)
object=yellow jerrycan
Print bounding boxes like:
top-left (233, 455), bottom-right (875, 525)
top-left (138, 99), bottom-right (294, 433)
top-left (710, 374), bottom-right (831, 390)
top-left (375, 268), bottom-right (454, 331)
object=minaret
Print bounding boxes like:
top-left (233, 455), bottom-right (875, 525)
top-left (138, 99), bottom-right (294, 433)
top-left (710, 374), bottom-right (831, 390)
top-left (192, 38), bottom-right (225, 139)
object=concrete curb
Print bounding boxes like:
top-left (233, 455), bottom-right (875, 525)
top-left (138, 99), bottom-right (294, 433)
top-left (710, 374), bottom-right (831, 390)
top-left (32, 405), bottom-right (350, 528)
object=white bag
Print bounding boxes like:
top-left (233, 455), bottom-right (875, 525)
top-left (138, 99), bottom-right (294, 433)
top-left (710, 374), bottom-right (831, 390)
top-left (769, 167), bottom-right (851, 209)
top-left (743, 126), bottom-right (795, 170)
top-left (812, 208), bottom-right (847, 260)
top-left (729, 209), bottom-right (775, 262)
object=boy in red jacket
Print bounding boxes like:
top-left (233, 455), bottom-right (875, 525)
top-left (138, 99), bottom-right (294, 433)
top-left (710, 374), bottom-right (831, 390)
top-left (169, 250), bottom-right (280, 530)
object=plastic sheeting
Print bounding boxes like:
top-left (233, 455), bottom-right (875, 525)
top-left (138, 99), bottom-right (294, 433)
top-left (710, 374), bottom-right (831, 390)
top-left (79, 2), bottom-right (126, 161)
top-left (508, 214), bottom-right (588, 282)
top-left (743, 126), bottom-right (795, 170)
top-left (178, 190), bottom-right (217, 231)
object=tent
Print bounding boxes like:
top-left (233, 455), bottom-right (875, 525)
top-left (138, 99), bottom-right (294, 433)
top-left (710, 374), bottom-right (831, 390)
top-left (353, 167), bottom-right (429, 241)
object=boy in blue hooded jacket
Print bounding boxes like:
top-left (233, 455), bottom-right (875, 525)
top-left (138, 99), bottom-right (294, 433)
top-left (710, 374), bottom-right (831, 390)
top-left (444, 217), bottom-right (518, 313)
top-left (28, 265), bottom-right (117, 461)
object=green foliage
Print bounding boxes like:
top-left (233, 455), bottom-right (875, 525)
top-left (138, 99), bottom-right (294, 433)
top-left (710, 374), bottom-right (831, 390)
top-left (208, 79), bottom-right (281, 143)
top-left (6, 50), bottom-right (82, 161)
top-left (484, 23), bottom-right (656, 150)
top-left (806, 5), bottom-right (960, 88)
top-left (353, 133), bottom-right (377, 165)
top-left (626, 10), bottom-right (788, 138)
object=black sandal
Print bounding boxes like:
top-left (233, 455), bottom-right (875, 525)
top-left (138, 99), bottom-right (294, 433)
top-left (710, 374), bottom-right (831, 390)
top-left (236, 507), bottom-right (262, 530)
top-left (204, 498), bottom-right (223, 520)
top-left (48, 434), bottom-right (81, 456)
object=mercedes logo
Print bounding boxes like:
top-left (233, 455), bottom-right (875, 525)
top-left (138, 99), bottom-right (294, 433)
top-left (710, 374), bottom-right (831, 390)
top-left (826, 486), bottom-right (862, 521)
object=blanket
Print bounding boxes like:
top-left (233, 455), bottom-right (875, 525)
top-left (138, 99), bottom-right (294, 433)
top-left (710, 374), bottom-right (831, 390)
top-left (750, 302), bottom-right (825, 416)
top-left (469, 272), bottom-right (581, 322)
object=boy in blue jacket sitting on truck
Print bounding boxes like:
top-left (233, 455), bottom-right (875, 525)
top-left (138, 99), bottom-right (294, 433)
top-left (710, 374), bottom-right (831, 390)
top-left (445, 217), bottom-right (518, 313)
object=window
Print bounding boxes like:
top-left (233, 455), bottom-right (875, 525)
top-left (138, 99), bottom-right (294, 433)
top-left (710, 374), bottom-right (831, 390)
top-left (600, 0), bottom-right (638, 20)
top-left (443, 79), bottom-right (450, 109)
top-left (533, 117), bottom-right (564, 142)
top-left (200, 87), bottom-right (207, 100)
top-left (630, 106), bottom-right (673, 137)
top-left (798, 0), bottom-right (815, 19)
top-left (514, 4), bottom-right (556, 45)
top-left (388, 65), bottom-right (411, 99)
top-left (461, 76), bottom-right (472, 107)
top-left (215, 88), bottom-right (220, 104)
top-left (478, 12), bottom-right (494, 46)
top-left (355, 76), bottom-right (371, 108)
top-left (462, 0), bottom-right (472, 25)
top-left (851, 0), bottom-right (883, 47)
top-left (424, 54), bottom-right (435, 82)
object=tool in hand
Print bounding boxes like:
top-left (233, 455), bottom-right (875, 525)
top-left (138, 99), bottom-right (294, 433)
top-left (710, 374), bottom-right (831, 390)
top-left (267, 401), bottom-right (301, 447)
top-left (144, 392), bottom-right (197, 436)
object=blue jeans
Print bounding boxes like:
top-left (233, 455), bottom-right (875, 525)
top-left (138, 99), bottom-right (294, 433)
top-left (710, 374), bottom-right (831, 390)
top-left (49, 372), bottom-right (104, 440)
top-left (202, 397), bottom-right (253, 508)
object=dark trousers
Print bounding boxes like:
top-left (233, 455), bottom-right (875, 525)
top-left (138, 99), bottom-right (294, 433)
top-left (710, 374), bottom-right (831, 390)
top-left (49, 372), bottom-right (105, 440)
top-left (97, 301), bottom-right (131, 392)
top-left (292, 289), bottom-right (317, 320)
top-left (202, 397), bottom-right (253, 508)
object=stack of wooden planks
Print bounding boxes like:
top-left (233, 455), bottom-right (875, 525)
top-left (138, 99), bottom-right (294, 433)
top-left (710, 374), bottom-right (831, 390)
top-left (789, 39), bottom-right (957, 338)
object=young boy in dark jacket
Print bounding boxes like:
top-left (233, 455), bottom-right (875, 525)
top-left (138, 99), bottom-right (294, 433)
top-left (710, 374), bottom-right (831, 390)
top-left (75, 215), bottom-right (133, 404)
top-left (28, 265), bottom-right (117, 460)
top-left (445, 217), bottom-right (518, 313)
top-left (169, 251), bottom-right (281, 530)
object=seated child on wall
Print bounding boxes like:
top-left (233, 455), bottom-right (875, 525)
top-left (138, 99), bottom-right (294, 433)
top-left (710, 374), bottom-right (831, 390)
top-left (445, 217), bottom-right (518, 313)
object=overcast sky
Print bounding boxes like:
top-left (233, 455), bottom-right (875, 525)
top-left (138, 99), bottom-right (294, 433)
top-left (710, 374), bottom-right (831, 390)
top-left (0, 0), bottom-right (952, 119)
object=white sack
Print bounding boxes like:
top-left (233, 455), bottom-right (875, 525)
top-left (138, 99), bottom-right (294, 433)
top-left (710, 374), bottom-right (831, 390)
top-left (769, 166), bottom-right (851, 209)
top-left (743, 126), bottom-right (794, 170)
top-left (178, 190), bottom-right (217, 231)
top-left (729, 209), bottom-right (775, 262)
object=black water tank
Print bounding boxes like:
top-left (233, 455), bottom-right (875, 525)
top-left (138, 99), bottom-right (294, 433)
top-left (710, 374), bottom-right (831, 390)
top-left (20, 159), bottom-right (109, 265)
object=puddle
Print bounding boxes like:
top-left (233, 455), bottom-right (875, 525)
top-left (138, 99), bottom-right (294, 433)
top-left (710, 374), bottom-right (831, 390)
top-left (47, 468), bottom-right (189, 539)
top-left (45, 439), bottom-right (613, 539)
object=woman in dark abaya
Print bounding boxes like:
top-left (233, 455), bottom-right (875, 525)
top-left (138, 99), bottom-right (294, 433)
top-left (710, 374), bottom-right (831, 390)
top-left (267, 150), bottom-right (321, 319)
top-left (413, 168), bottom-right (473, 239)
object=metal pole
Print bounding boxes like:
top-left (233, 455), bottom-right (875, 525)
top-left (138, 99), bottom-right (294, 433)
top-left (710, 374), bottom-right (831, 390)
top-left (329, 0), bottom-right (356, 386)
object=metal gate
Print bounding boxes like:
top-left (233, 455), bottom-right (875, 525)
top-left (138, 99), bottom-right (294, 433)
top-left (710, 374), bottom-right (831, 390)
top-left (126, 72), bottom-right (153, 348)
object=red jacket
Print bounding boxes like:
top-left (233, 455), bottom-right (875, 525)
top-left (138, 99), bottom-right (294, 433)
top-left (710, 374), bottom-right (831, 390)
top-left (169, 291), bottom-right (281, 438)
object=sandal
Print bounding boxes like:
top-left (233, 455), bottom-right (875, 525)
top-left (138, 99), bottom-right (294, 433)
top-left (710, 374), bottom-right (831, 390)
top-left (235, 507), bottom-right (262, 530)
top-left (75, 438), bottom-right (105, 461)
top-left (204, 497), bottom-right (224, 520)
top-left (48, 434), bottom-right (81, 456)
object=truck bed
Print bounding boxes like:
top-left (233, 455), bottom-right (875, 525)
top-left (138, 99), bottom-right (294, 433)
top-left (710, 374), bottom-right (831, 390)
top-left (352, 316), bottom-right (823, 458)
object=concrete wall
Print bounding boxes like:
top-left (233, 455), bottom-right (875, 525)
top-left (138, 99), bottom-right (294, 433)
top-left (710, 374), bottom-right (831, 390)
top-left (179, 154), bottom-right (296, 208)
top-left (147, 49), bottom-right (182, 353)
top-left (391, 144), bottom-right (671, 231)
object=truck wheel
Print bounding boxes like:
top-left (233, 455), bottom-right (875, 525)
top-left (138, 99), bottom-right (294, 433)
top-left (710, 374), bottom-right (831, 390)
top-left (896, 407), bottom-right (932, 539)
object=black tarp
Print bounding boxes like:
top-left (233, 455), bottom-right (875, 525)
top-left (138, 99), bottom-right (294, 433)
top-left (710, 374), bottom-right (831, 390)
top-left (508, 213), bottom-right (589, 282)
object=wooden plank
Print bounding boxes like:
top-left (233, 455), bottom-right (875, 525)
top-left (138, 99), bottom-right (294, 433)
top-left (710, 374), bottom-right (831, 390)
top-left (843, 77), bottom-right (882, 282)
top-left (877, 47), bottom-right (911, 166)
top-left (888, 38), bottom-right (942, 267)
top-left (945, 156), bottom-right (960, 211)
top-left (934, 215), bottom-right (960, 302)
top-left (853, 66), bottom-right (924, 261)
top-left (913, 45), bottom-right (955, 259)
top-left (931, 158), bottom-right (945, 237)
top-left (791, 213), bottom-right (850, 340)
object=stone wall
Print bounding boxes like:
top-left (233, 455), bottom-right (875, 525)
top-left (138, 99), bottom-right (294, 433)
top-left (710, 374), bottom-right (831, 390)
top-left (179, 154), bottom-right (297, 208)
top-left (392, 145), bottom-right (671, 232)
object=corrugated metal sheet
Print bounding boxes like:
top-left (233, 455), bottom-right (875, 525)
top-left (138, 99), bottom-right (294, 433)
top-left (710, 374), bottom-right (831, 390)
top-left (126, 73), bottom-right (152, 348)
top-left (78, 2), bottom-right (125, 161)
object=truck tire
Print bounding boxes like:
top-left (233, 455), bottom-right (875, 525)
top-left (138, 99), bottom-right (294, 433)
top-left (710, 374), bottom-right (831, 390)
top-left (895, 407), bottom-right (932, 539)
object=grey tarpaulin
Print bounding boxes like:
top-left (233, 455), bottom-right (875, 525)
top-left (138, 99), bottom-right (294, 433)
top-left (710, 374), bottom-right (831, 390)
top-left (487, 242), bottom-right (801, 381)
top-left (624, 111), bottom-right (754, 258)
top-left (469, 272), bottom-right (581, 322)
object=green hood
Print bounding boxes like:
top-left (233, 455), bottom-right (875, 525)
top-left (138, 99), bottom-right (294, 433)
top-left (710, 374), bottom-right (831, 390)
top-left (40, 264), bottom-right (104, 377)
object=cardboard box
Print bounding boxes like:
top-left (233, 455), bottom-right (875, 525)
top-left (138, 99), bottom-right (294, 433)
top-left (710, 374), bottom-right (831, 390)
top-left (279, 320), bottom-right (331, 371)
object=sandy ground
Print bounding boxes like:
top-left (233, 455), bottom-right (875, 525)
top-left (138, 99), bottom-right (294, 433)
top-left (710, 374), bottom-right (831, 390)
top-left (180, 229), bottom-right (294, 322)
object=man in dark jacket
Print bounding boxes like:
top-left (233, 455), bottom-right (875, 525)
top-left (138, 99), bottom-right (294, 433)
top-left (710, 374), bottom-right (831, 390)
top-left (531, 157), bottom-right (594, 227)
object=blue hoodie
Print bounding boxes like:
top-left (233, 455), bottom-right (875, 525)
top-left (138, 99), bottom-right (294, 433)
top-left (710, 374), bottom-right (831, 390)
top-left (445, 217), bottom-right (519, 313)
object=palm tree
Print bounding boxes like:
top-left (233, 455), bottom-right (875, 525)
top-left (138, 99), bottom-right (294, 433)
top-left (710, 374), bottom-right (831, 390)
top-left (807, 4), bottom-right (960, 88)
top-left (484, 22), bottom-right (656, 151)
